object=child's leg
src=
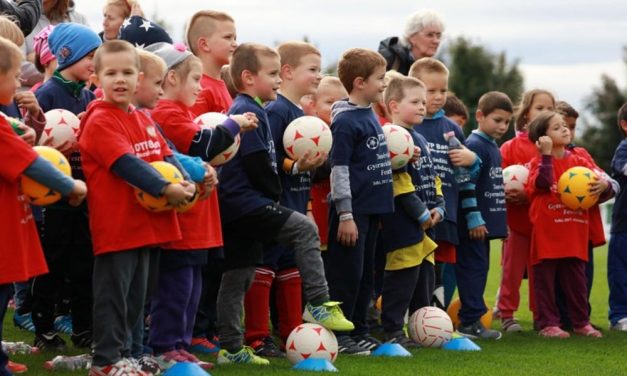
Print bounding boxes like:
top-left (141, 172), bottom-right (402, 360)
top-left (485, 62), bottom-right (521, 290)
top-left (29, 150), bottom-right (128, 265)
top-left (409, 262), bottom-right (436, 313)
top-left (585, 244), bottom-right (594, 315)
top-left (381, 266), bottom-right (419, 335)
top-left (183, 265), bottom-right (203, 346)
top-left (0, 284), bottom-right (12, 376)
top-left (532, 260), bottom-right (560, 329)
top-left (455, 239), bottom-right (489, 326)
top-left (556, 258), bottom-right (589, 329)
top-left (497, 230), bottom-right (530, 319)
top-left (275, 267), bottom-right (302, 344)
top-left (216, 267), bottom-right (256, 351)
top-left (244, 266), bottom-right (275, 345)
top-left (441, 263), bottom-right (457, 307)
top-left (124, 249), bottom-right (150, 355)
top-left (608, 232), bottom-right (627, 325)
top-left (68, 212), bottom-right (94, 340)
top-left (193, 250), bottom-right (223, 343)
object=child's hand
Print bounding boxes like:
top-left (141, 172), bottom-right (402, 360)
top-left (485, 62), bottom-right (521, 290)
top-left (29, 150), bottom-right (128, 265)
top-left (536, 136), bottom-right (553, 155)
top-left (17, 123), bottom-right (36, 145)
top-left (164, 182), bottom-right (194, 206)
top-left (296, 150), bottom-right (327, 172)
top-left (421, 216), bottom-right (433, 230)
top-left (201, 163), bottom-right (218, 197)
top-left (14, 91), bottom-right (41, 116)
top-left (589, 177), bottom-right (609, 196)
top-left (68, 179), bottom-right (87, 207)
top-left (43, 137), bottom-right (78, 156)
top-left (231, 112), bottom-right (258, 132)
top-left (430, 208), bottom-right (443, 225)
top-left (469, 225), bottom-right (488, 241)
top-left (448, 146), bottom-right (476, 167)
top-left (505, 188), bottom-right (528, 204)
top-left (337, 217), bottom-right (358, 247)
top-left (410, 146), bottom-right (421, 164)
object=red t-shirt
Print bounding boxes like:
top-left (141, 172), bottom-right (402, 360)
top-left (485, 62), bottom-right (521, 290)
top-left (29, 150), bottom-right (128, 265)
top-left (152, 99), bottom-right (223, 249)
top-left (189, 74), bottom-right (233, 117)
top-left (500, 131), bottom-right (539, 236)
top-left (78, 101), bottom-right (181, 255)
top-left (0, 117), bottom-right (48, 284)
top-left (527, 152), bottom-right (594, 264)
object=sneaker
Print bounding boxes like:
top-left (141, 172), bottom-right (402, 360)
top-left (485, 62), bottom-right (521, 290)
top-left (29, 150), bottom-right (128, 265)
top-left (89, 359), bottom-right (140, 376)
top-left (134, 355), bottom-right (161, 375)
top-left (501, 318), bottom-right (522, 332)
top-left (250, 336), bottom-right (285, 358)
top-left (13, 312), bottom-right (35, 332)
top-left (385, 332), bottom-right (419, 349)
top-left (573, 324), bottom-right (603, 338)
top-left (352, 334), bottom-right (381, 351)
top-left (457, 321), bottom-right (502, 340)
top-left (54, 315), bottom-right (73, 335)
top-left (176, 349), bottom-right (214, 370)
top-left (538, 326), bottom-right (570, 338)
top-left (189, 337), bottom-right (219, 354)
top-left (337, 336), bottom-right (370, 355)
top-left (71, 330), bottom-right (92, 348)
top-left (34, 331), bottom-right (67, 351)
top-left (610, 318), bottom-right (627, 331)
top-left (217, 346), bottom-right (270, 365)
top-left (154, 350), bottom-right (188, 370)
top-left (7, 360), bottom-right (28, 374)
top-left (303, 301), bottom-right (354, 331)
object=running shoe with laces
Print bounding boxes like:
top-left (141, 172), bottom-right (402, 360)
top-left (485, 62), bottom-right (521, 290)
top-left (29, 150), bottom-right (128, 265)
top-left (457, 321), bottom-right (502, 340)
top-left (303, 301), bottom-right (354, 331)
top-left (153, 350), bottom-right (187, 370)
top-left (89, 359), bottom-right (143, 376)
top-left (71, 330), bottom-right (92, 348)
top-left (13, 312), bottom-right (35, 332)
top-left (34, 331), bottom-right (67, 351)
top-left (189, 337), bottom-right (219, 354)
top-left (385, 332), bottom-right (419, 349)
top-left (250, 336), bottom-right (285, 358)
top-left (337, 336), bottom-right (370, 355)
top-left (53, 315), bottom-right (73, 335)
top-left (501, 318), bottom-right (523, 332)
top-left (217, 346), bottom-right (270, 365)
top-left (176, 349), bottom-right (214, 370)
top-left (133, 355), bottom-right (161, 375)
top-left (610, 317), bottom-right (627, 332)
top-left (352, 334), bottom-right (381, 351)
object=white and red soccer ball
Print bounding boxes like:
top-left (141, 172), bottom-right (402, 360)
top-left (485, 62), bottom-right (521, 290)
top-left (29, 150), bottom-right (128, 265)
top-left (38, 109), bottom-right (80, 148)
top-left (193, 112), bottom-right (240, 166)
top-left (285, 323), bottom-right (338, 365)
top-left (408, 306), bottom-right (454, 348)
top-left (382, 124), bottom-right (414, 169)
top-left (283, 116), bottom-right (332, 161)
top-left (502, 164), bottom-right (529, 191)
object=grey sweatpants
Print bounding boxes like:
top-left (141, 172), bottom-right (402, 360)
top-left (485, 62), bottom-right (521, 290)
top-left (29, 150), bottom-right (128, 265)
top-left (217, 209), bottom-right (329, 351)
top-left (92, 248), bottom-right (150, 366)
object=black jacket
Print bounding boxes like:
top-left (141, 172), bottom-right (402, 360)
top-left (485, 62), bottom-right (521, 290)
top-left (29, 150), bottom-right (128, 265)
top-left (0, 0), bottom-right (41, 36)
top-left (378, 36), bottom-right (413, 76)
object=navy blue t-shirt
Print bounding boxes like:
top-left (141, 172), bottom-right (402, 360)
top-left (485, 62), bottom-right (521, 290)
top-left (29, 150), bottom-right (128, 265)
top-left (330, 102), bottom-right (393, 215)
top-left (611, 139), bottom-right (627, 234)
top-left (219, 94), bottom-right (277, 223)
top-left (266, 94), bottom-right (310, 214)
top-left (407, 128), bottom-right (438, 210)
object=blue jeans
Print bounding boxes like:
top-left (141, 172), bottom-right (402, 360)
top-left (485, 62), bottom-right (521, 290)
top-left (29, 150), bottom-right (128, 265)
top-left (609, 232), bottom-right (627, 325)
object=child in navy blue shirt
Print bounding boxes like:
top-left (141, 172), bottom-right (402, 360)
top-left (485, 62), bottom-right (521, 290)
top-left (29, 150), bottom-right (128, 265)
top-left (325, 48), bottom-right (394, 355)
top-left (455, 92), bottom-right (513, 340)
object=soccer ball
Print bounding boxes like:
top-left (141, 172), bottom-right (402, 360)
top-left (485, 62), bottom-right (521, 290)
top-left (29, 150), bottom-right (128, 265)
top-left (193, 112), bottom-right (240, 166)
top-left (382, 124), bottom-right (414, 169)
top-left (446, 298), bottom-right (493, 329)
top-left (38, 109), bottom-right (80, 148)
top-left (21, 146), bottom-right (71, 206)
top-left (285, 323), bottom-right (338, 365)
top-left (283, 116), bottom-right (332, 160)
top-left (408, 306), bottom-right (454, 348)
top-left (135, 161), bottom-right (184, 212)
top-left (175, 184), bottom-right (200, 213)
top-left (557, 166), bottom-right (599, 210)
top-left (503, 164), bottom-right (529, 191)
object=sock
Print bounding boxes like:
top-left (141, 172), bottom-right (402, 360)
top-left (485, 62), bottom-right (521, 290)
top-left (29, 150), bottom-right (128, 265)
top-left (275, 268), bottom-right (303, 344)
top-left (244, 267), bottom-right (275, 344)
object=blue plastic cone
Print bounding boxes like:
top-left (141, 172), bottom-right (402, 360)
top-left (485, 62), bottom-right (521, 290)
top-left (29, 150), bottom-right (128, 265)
top-left (442, 337), bottom-right (481, 351)
top-left (371, 343), bottom-right (412, 357)
top-left (164, 362), bottom-right (211, 376)
top-left (293, 358), bottom-right (338, 372)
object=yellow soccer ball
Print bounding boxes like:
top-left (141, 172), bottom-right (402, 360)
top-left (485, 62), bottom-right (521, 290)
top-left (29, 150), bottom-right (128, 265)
top-left (557, 166), bottom-right (599, 210)
top-left (21, 146), bottom-right (72, 206)
top-left (135, 161), bottom-right (185, 212)
top-left (447, 297), bottom-right (493, 329)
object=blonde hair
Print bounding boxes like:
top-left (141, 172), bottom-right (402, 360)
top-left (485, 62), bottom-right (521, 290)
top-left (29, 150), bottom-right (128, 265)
top-left (384, 76), bottom-right (425, 108)
top-left (220, 64), bottom-right (237, 99)
top-left (186, 10), bottom-right (234, 55)
top-left (514, 89), bottom-right (555, 131)
top-left (103, 0), bottom-right (134, 18)
top-left (137, 49), bottom-right (166, 78)
top-left (337, 48), bottom-right (386, 93)
top-left (0, 35), bottom-right (23, 74)
top-left (276, 41), bottom-right (320, 69)
top-left (313, 76), bottom-right (346, 99)
top-left (0, 16), bottom-right (25, 46)
top-left (230, 43), bottom-right (279, 91)
top-left (408, 57), bottom-right (449, 79)
top-left (94, 40), bottom-right (139, 74)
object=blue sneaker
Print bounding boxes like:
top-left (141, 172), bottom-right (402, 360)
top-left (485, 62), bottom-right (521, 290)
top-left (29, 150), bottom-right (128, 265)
top-left (190, 337), bottom-right (220, 354)
top-left (13, 312), bottom-right (35, 332)
top-left (53, 315), bottom-right (73, 335)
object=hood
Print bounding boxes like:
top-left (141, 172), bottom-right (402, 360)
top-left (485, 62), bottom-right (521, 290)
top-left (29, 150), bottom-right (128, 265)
top-left (330, 99), bottom-right (370, 122)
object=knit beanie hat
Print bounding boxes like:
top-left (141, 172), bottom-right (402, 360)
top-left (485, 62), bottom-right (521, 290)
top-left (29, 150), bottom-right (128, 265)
top-left (119, 16), bottom-right (172, 48)
top-left (146, 42), bottom-right (192, 70)
top-left (33, 25), bottom-right (55, 66)
top-left (48, 23), bottom-right (102, 71)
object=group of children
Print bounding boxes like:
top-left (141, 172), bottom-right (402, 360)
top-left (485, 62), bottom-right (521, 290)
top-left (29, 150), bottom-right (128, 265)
top-left (1, 3), bottom-right (627, 376)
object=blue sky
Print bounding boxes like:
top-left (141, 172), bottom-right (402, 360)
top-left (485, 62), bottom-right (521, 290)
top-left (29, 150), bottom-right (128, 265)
top-left (76, 0), bottom-right (627, 115)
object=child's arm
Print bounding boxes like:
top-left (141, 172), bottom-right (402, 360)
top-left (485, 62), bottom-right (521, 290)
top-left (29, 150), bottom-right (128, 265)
top-left (23, 157), bottom-right (87, 206)
top-left (241, 151), bottom-right (281, 202)
top-left (330, 121), bottom-right (358, 247)
top-left (535, 136), bottom-right (554, 190)
top-left (14, 91), bottom-right (45, 139)
top-left (187, 114), bottom-right (257, 161)
top-left (430, 175), bottom-right (446, 224)
top-left (393, 171), bottom-right (431, 229)
top-left (459, 179), bottom-right (487, 239)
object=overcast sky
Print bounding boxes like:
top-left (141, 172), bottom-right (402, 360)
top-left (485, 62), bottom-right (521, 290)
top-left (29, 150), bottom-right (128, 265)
top-left (75, 0), bottom-right (627, 115)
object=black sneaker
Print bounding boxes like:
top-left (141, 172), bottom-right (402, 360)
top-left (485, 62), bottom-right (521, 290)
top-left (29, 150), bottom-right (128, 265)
top-left (34, 331), bottom-right (67, 351)
top-left (337, 336), bottom-right (370, 355)
top-left (385, 332), bottom-right (419, 349)
top-left (352, 334), bottom-right (381, 351)
top-left (71, 330), bottom-right (92, 348)
top-left (250, 336), bottom-right (285, 358)
top-left (457, 321), bottom-right (502, 340)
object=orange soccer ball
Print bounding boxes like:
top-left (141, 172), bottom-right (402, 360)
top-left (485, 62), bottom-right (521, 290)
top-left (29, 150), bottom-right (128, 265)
top-left (135, 161), bottom-right (187, 212)
top-left (21, 146), bottom-right (71, 206)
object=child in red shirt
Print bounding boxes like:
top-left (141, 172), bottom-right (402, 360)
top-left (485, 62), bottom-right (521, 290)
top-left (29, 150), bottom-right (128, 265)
top-left (527, 111), bottom-right (613, 338)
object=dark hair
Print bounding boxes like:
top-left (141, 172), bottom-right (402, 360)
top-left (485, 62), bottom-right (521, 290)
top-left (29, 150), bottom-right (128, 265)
top-left (478, 91), bottom-right (513, 116)
top-left (618, 103), bottom-right (627, 136)
top-left (230, 43), bottom-right (279, 90)
top-left (528, 111), bottom-right (559, 143)
top-left (555, 101), bottom-right (579, 119)
top-left (443, 92), bottom-right (468, 119)
top-left (514, 89), bottom-right (555, 131)
top-left (337, 48), bottom-right (386, 93)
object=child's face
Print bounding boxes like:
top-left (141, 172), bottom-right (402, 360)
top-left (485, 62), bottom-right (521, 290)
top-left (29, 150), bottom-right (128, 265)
top-left (314, 84), bottom-right (347, 125)
top-left (448, 114), bottom-right (466, 128)
top-left (361, 65), bottom-right (387, 104)
top-left (300, 94), bottom-right (315, 116)
top-left (477, 109), bottom-right (512, 140)
top-left (290, 53), bottom-right (322, 96)
top-left (0, 63), bottom-right (21, 105)
top-left (64, 51), bottom-right (96, 82)
top-left (178, 61), bottom-right (203, 107)
top-left (135, 66), bottom-right (165, 109)
top-left (420, 72), bottom-right (448, 116)
top-left (396, 86), bottom-right (427, 126)
top-left (526, 93), bottom-right (554, 124)
top-left (564, 115), bottom-right (577, 143)
top-left (102, 5), bottom-right (126, 40)
top-left (545, 114), bottom-right (570, 146)
top-left (204, 20), bottom-right (237, 66)
top-left (96, 51), bottom-right (141, 110)
top-left (251, 55), bottom-right (281, 102)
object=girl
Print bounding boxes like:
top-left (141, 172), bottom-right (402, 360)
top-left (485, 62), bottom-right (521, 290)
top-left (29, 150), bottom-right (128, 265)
top-left (527, 111), bottom-right (612, 338)
top-left (496, 89), bottom-right (554, 332)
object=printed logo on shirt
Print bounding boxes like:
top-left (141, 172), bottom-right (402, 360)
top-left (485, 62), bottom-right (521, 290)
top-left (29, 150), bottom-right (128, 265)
top-left (146, 125), bottom-right (157, 138)
top-left (366, 136), bottom-right (380, 150)
top-left (489, 166), bottom-right (503, 180)
top-left (134, 139), bottom-right (162, 159)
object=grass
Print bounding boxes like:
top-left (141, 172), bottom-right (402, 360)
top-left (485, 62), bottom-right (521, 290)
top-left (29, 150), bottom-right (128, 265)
top-left (5, 242), bottom-right (627, 375)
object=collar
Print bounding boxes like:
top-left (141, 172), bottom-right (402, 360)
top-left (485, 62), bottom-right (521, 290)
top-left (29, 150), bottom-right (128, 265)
top-left (473, 129), bottom-right (497, 144)
top-left (427, 109), bottom-right (445, 120)
top-left (52, 70), bottom-right (86, 98)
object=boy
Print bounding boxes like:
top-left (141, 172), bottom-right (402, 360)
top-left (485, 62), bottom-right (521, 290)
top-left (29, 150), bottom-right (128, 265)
top-left (216, 43), bottom-right (353, 365)
top-left (244, 41), bottom-right (325, 357)
top-left (79, 40), bottom-right (194, 376)
top-left (379, 76), bottom-right (441, 347)
top-left (455, 91), bottom-right (513, 340)
top-left (324, 48), bottom-right (393, 355)
top-left (608, 103), bottom-right (627, 331)
top-left (443, 93), bottom-right (468, 128)
top-left (31, 22), bottom-right (102, 351)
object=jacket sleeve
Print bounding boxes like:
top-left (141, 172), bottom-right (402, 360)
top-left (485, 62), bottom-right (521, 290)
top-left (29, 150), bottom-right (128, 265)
top-left (0, 0), bottom-right (41, 36)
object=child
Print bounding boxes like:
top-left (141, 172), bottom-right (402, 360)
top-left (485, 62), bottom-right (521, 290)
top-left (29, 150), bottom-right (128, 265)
top-left (32, 25), bottom-right (57, 92)
top-left (609, 103), bottom-right (627, 332)
top-left (455, 92), bottom-right (513, 340)
top-left (31, 22), bottom-right (101, 351)
top-left (243, 41), bottom-right (325, 357)
top-left (0, 35), bottom-right (86, 376)
top-left (324, 48), bottom-right (393, 355)
top-left (443, 92), bottom-right (468, 128)
top-left (527, 111), bottom-right (612, 338)
top-left (379, 76), bottom-right (440, 347)
top-left (79, 40), bottom-right (194, 375)
top-left (496, 89), bottom-right (554, 331)
top-left (216, 43), bottom-right (353, 365)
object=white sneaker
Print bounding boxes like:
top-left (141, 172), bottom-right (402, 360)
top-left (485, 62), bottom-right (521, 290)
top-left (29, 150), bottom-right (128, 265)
top-left (610, 317), bottom-right (627, 331)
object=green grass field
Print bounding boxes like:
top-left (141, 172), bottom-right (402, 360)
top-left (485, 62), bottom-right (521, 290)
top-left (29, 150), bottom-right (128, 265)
top-left (5, 242), bottom-right (627, 375)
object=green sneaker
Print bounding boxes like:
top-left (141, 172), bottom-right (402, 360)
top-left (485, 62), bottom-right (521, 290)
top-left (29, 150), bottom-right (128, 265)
top-left (217, 346), bottom-right (270, 365)
top-left (303, 301), bottom-right (355, 331)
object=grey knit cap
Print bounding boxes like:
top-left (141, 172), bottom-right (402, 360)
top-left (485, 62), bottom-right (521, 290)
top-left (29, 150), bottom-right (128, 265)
top-left (145, 42), bottom-right (192, 70)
